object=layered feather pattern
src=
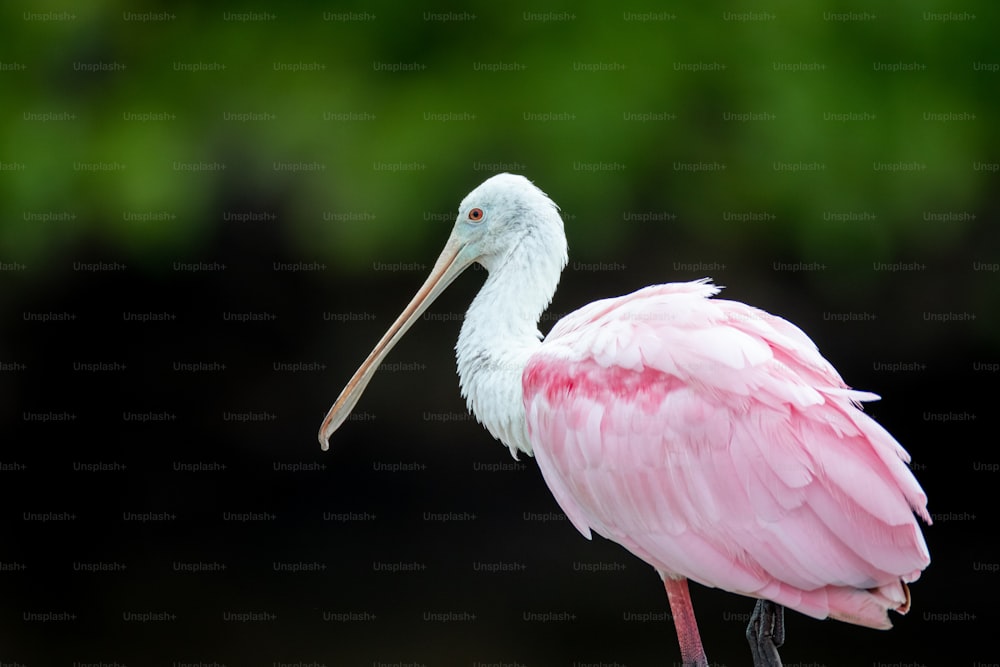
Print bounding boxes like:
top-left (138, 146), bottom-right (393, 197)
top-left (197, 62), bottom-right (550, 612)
top-left (523, 280), bottom-right (931, 629)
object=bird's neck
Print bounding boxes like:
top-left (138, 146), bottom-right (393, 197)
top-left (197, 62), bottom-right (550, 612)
top-left (456, 243), bottom-right (564, 458)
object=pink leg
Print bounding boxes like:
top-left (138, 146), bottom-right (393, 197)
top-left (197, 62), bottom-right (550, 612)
top-left (663, 576), bottom-right (708, 667)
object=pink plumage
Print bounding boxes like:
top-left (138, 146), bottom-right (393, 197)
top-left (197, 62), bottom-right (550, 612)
top-left (524, 279), bottom-right (930, 630)
top-left (318, 174), bottom-right (932, 665)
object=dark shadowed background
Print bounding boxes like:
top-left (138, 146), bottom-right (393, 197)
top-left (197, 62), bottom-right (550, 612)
top-left (1, 1), bottom-right (997, 666)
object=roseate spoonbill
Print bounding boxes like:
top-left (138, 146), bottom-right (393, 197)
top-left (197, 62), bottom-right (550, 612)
top-left (317, 174), bottom-right (931, 667)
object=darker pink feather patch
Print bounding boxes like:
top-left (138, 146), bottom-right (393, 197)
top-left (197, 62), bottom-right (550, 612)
top-left (525, 359), bottom-right (686, 409)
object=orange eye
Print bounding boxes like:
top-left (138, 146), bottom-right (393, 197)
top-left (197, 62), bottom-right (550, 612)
top-left (468, 207), bottom-right (484, 222)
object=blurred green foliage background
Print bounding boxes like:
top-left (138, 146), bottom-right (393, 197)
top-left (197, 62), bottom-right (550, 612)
top-left (1, 0), bottom-right (996, 277)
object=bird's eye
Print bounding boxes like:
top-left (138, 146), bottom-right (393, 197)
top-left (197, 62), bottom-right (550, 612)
top-left (467, 207), bottom-right (484, 222)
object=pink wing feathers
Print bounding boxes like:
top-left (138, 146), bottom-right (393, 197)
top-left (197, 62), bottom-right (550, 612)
top-left (523, 279), bottom-right (931, 629)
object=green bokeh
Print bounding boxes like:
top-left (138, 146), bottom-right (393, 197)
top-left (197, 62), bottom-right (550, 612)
top-left (0, 1), bottom-right (995, 277)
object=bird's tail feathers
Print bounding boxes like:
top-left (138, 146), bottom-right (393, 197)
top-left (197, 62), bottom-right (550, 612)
top-left (825, 580), bottom-right (912, 630)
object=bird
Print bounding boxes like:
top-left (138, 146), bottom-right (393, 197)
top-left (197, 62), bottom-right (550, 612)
top-left (317, 173), bottom-right (931, 667)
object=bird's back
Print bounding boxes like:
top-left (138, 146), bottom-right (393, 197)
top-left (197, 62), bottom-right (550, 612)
top-left (522, 279), bottom-right (930, 629)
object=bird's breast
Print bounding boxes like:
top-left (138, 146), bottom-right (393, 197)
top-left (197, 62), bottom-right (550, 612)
top-left (456, 345), bottom-right (535, 458)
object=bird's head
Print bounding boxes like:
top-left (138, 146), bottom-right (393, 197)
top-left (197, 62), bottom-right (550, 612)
top-left (317, 173), bottom-right (566, 449)
top-left (450, 173), bottom-right (566, 273)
